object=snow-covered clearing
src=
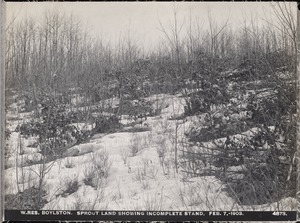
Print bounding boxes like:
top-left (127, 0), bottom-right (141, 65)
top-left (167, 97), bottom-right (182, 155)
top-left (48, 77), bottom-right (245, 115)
top-left (4, 94), bottom-right (296, 211)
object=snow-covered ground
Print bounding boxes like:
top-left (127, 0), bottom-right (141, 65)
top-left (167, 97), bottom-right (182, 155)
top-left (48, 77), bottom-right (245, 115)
top-left (4, 94), bottom-right (296, 211)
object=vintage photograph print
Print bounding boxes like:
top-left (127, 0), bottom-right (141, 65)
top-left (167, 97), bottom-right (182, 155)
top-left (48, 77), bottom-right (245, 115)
top-left (3, 1), bottom-right (298, 221)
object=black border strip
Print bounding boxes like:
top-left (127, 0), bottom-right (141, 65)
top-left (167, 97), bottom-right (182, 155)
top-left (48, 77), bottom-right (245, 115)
top-left (4, 210), bottom-right (298, 221)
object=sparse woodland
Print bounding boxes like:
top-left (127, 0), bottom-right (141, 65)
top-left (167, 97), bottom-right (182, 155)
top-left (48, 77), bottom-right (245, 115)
top-left (4, 3), bottom-right (298, 211)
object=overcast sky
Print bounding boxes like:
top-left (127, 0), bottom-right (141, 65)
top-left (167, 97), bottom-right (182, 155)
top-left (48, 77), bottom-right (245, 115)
top-left (5, 2), bottom-right (297, 49)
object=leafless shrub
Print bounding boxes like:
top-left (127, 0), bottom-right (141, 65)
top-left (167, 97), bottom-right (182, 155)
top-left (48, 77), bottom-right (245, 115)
top-left (181, 182), bottom-right (204, 207)
top-left (155, 135), bottom-right (170, 175)
top-left (90, 149), bottom-right (112, 179)
top-left (64, 157), bottom-right (75, 168)
top-left (133, 168), bottom-right (146, 182)
top-left (148, 165), bottom-right (159, 180)
top-left (129, 189), bottom-right (138, 198)
top-left (177, 181), bottom-right (213, 210)
top-left (152, 95), bottom-right (168, 116)
top-left (132, 158), bottom-right (159, 183)
top-left (141, 133), bottom-right (151, 148)
top-left (84, 187), bottom-right (106, 210)
top-left (141, 180), bottom-right (150, 190)
top-left (83, 149), bottom-right (111, 189)
top-left (115, 179), bottom-right (123, 199)
top-left (156, 136), bottom-right (167, 161)
top-left (146, 131), bottom-right (154, 145)
top-left (83, 164), bottom-right (97, 188)
top-left (61, 177), bottom-right (79, 197)
top-left (128, 133), bottom-right (142, 156)
top-left (72, 195), bottom-right (84, 210)
top-left (142, 190), bottom-right (164, 211)
top-left (157, 119), bottom-right (172, 135)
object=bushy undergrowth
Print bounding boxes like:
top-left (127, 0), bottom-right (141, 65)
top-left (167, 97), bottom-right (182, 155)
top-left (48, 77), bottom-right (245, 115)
top-left (16, 97), bottom-right (91, 160)
top-left (94, 115), bottom-right (121, 133)
top-left (186, 111), bottom-right (252, 143)
top-left (5, 187), bottom-right (47, 210)
top-left (61, 177), bottom-right (80, 197)
top-left (220, 126), bottom-right (294, 204)
top-left (183, 65), bottom-right (297, 206)
top-left (186, 78), bottom-right (231, 115)
top-left (128, 133), bottom-right (142, 156)
top-left (119, 98), bottom-right (154, 122)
